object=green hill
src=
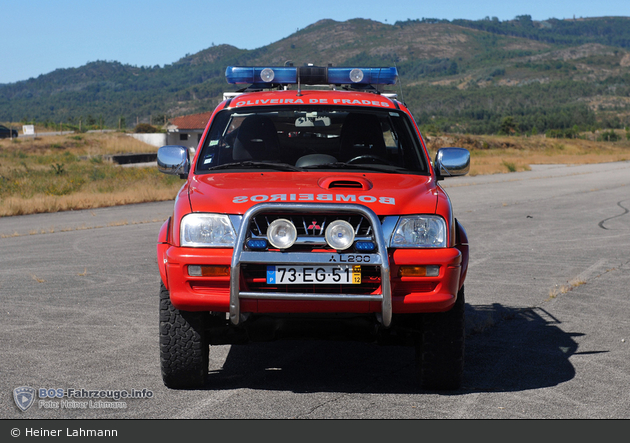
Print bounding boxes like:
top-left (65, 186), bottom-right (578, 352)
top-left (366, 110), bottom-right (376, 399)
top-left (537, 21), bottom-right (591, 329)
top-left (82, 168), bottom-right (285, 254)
top-left (1, 15), bottom-right (629, 135)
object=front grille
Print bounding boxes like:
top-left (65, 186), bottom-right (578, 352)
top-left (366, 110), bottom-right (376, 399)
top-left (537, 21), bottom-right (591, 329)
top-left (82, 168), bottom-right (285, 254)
top-left (250, 213), bottom-right (374, 236)
top-left (248, 213), bottom-right (380, 250)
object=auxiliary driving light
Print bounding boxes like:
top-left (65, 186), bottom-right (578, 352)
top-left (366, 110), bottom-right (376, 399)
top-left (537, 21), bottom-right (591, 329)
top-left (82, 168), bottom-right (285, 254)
top-left (325, 220), bottom-right (355, 250)
top-left (267, 219), bottom-right (298, 249)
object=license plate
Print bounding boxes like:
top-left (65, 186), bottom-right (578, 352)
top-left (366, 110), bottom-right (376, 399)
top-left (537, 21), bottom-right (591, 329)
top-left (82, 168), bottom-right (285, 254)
top-left (267, 265), bottom-right (361, 284)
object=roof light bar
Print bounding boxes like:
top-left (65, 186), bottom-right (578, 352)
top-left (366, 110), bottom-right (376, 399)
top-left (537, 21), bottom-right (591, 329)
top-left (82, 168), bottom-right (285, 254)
top-left (225, 66), bottom-right (398, 86)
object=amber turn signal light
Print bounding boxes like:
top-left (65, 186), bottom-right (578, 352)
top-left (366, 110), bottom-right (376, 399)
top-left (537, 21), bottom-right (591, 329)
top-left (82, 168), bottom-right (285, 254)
top-left (188, 265), bottom-right (230, 277)
top-left (398, 265), bottom-right (440, 277)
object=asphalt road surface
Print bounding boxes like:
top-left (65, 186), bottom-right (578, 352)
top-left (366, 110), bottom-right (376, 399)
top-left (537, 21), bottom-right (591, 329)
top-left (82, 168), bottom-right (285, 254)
top-left (1, 162), bottom-right (629, 419)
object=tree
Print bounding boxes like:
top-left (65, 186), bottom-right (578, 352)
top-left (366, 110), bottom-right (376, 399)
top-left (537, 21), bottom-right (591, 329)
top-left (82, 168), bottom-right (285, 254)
top-left (500, 116), bottom-right (517, 135)
top-left (515, 15), bottom-right (534, 27)
top-left (448, 61), bottom-right (459, 76)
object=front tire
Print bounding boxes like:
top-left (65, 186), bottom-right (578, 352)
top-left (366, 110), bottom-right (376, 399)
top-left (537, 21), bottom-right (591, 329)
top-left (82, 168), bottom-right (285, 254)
top-left (415, 286), bottom-right (465, 390)
top-left (159, 283), bottom-right (209, 389)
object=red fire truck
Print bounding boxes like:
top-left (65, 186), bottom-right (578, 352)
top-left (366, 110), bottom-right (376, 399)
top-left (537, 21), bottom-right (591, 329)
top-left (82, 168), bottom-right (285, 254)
top-left (157, 65), bottom-right (470, 390)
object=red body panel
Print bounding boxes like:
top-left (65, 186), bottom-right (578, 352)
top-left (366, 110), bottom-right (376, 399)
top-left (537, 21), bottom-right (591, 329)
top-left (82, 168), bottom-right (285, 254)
top-left (188, 172), bottom-right (437, 216)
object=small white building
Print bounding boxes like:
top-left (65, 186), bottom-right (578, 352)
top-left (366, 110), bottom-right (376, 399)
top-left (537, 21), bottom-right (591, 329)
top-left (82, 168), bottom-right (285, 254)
top-left (165, 111), bottom-right (214, 149)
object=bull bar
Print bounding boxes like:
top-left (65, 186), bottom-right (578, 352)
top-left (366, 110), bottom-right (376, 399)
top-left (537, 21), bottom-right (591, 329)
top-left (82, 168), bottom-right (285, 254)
top-left (229, 203), bottom-right (392, 327)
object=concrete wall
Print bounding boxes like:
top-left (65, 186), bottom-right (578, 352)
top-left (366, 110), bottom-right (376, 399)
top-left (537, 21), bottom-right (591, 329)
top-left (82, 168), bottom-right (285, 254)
top-left (127, 133), bottom-right (167, 147)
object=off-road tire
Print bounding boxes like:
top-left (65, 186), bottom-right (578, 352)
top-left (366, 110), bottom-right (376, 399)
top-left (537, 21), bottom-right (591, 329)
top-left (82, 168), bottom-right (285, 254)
top-left (159, 283), bottom-right (209, 389)
top-left (415, 286), bottom-right (465, 390)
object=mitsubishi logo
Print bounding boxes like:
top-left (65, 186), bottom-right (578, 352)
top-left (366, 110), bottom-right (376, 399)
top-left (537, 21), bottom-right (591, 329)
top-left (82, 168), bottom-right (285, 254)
top-left (307, 220), bottom-right (321, 231)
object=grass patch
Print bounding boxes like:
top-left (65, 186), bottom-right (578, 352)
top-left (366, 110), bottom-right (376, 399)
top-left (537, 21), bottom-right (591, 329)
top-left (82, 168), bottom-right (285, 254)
top-left (0, 133), bottom-right (181, 216)
top-left (502, 160), bottom-right (517, 172)
top-left (426, 132), bottom-right (630, 176)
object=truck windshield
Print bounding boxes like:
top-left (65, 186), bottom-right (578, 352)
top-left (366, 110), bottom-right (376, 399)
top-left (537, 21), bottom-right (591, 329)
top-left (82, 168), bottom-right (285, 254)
top-left (195, 106), bottom-right (429, 174)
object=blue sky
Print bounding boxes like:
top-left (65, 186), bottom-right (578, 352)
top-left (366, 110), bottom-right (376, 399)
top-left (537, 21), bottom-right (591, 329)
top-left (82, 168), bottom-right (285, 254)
top-left (1, 0), bottom-right (628, 84)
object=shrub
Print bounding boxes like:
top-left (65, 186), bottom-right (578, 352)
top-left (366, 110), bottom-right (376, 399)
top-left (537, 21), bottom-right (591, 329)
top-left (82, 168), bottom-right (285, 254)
top-left (134, 123), bottom-right (159, 133)
top-left (546, 128), bottom-right (578, 139)
top-left (597, 130), bottom-right (620, 142)
top-left (502, 161), bottom-right (517, 172)
top-left (51, 163), bottom-right (65, 175)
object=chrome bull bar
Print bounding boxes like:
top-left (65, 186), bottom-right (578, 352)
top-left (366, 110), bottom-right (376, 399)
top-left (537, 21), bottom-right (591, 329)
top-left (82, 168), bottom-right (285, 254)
top-left (229, 203), bottom-right (392, 327)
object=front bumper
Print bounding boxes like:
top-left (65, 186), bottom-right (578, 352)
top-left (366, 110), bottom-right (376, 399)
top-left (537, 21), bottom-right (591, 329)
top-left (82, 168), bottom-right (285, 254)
top-left (160, 203), bottom-right (462, 328)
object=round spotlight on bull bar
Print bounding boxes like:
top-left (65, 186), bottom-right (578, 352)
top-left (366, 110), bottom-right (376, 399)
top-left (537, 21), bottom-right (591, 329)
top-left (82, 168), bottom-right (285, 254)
top-left (325, 220), bottom-right (355, 250)
top-left (267, 218), bottom-right (297, 249)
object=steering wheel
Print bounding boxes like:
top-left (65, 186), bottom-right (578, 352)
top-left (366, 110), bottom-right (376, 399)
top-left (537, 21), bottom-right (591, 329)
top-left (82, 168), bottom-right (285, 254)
top-left (346, 155), bottom-right (392, 165)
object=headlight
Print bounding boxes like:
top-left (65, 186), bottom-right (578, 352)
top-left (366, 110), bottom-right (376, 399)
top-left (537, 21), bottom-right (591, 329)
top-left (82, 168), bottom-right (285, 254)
top-left (390, 215), bottom-right (447, 248)
top-left (180, 214), bottom-right (236, 247)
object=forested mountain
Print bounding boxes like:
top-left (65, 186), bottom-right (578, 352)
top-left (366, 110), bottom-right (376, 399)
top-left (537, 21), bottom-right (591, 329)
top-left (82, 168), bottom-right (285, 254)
top-left (1, 15), bottom-right (629, 135)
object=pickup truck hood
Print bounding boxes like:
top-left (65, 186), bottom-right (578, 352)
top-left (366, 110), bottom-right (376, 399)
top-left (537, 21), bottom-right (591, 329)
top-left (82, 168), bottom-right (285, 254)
top-left (188, 172), bottom-right (438, 216)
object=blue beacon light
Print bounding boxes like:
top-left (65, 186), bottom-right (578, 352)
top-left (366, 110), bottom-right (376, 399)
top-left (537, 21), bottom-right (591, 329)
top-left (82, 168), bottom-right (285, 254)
top-left (327, 67), bottom-right (398, 85)
top-left (225, 66), bottom-right (297, 84)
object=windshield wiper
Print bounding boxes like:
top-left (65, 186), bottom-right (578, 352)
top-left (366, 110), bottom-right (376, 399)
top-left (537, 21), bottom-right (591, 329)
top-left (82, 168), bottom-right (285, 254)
top-left (208, 161), bottom-right (303, 172)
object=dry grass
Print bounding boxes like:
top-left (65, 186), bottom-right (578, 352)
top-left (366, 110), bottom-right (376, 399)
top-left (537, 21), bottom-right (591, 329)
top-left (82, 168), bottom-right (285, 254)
top-left (426, 132), bottom-right (630, 176)
top-left (3, 131), bottom-right (159, 156)
top-left (0, 186), bottom-right (180, 217)
top-left (547, 279), bottom-right (587, 300)
top-left (0, 132), bottom-right (181, 217)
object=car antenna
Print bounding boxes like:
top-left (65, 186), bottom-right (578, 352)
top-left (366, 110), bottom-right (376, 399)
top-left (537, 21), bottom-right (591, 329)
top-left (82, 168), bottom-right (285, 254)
top-left (284, 60), bottom-right (293, 91)
top-left (296, 72), bottom-right (302, 97)
top-left (395, 62), bottom-right (405, 103)
top-left (296, 63), bottom-right (303, 97)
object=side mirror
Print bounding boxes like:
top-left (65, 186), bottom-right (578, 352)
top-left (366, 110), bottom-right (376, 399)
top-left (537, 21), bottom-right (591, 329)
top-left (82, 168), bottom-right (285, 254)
top-left (434, 147), bottom-right (470, 180)
top-left (157, 145), bottom-right (190, 178)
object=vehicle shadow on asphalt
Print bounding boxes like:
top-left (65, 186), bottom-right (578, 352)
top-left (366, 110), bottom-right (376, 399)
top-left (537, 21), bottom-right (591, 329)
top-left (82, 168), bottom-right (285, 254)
top-left (203, 304), bottom-right (581, 394)
top-left (462, 304), bottom-right (581, 393)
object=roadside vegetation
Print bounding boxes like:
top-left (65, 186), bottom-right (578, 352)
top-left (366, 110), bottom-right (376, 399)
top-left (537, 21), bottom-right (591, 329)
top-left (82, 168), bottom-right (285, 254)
top-left (1, 129), bottom-right (629, 217)
top-left (425, 128), bottom-right (630, 175)
top-left (0, 132), bottom-right (181, 216)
